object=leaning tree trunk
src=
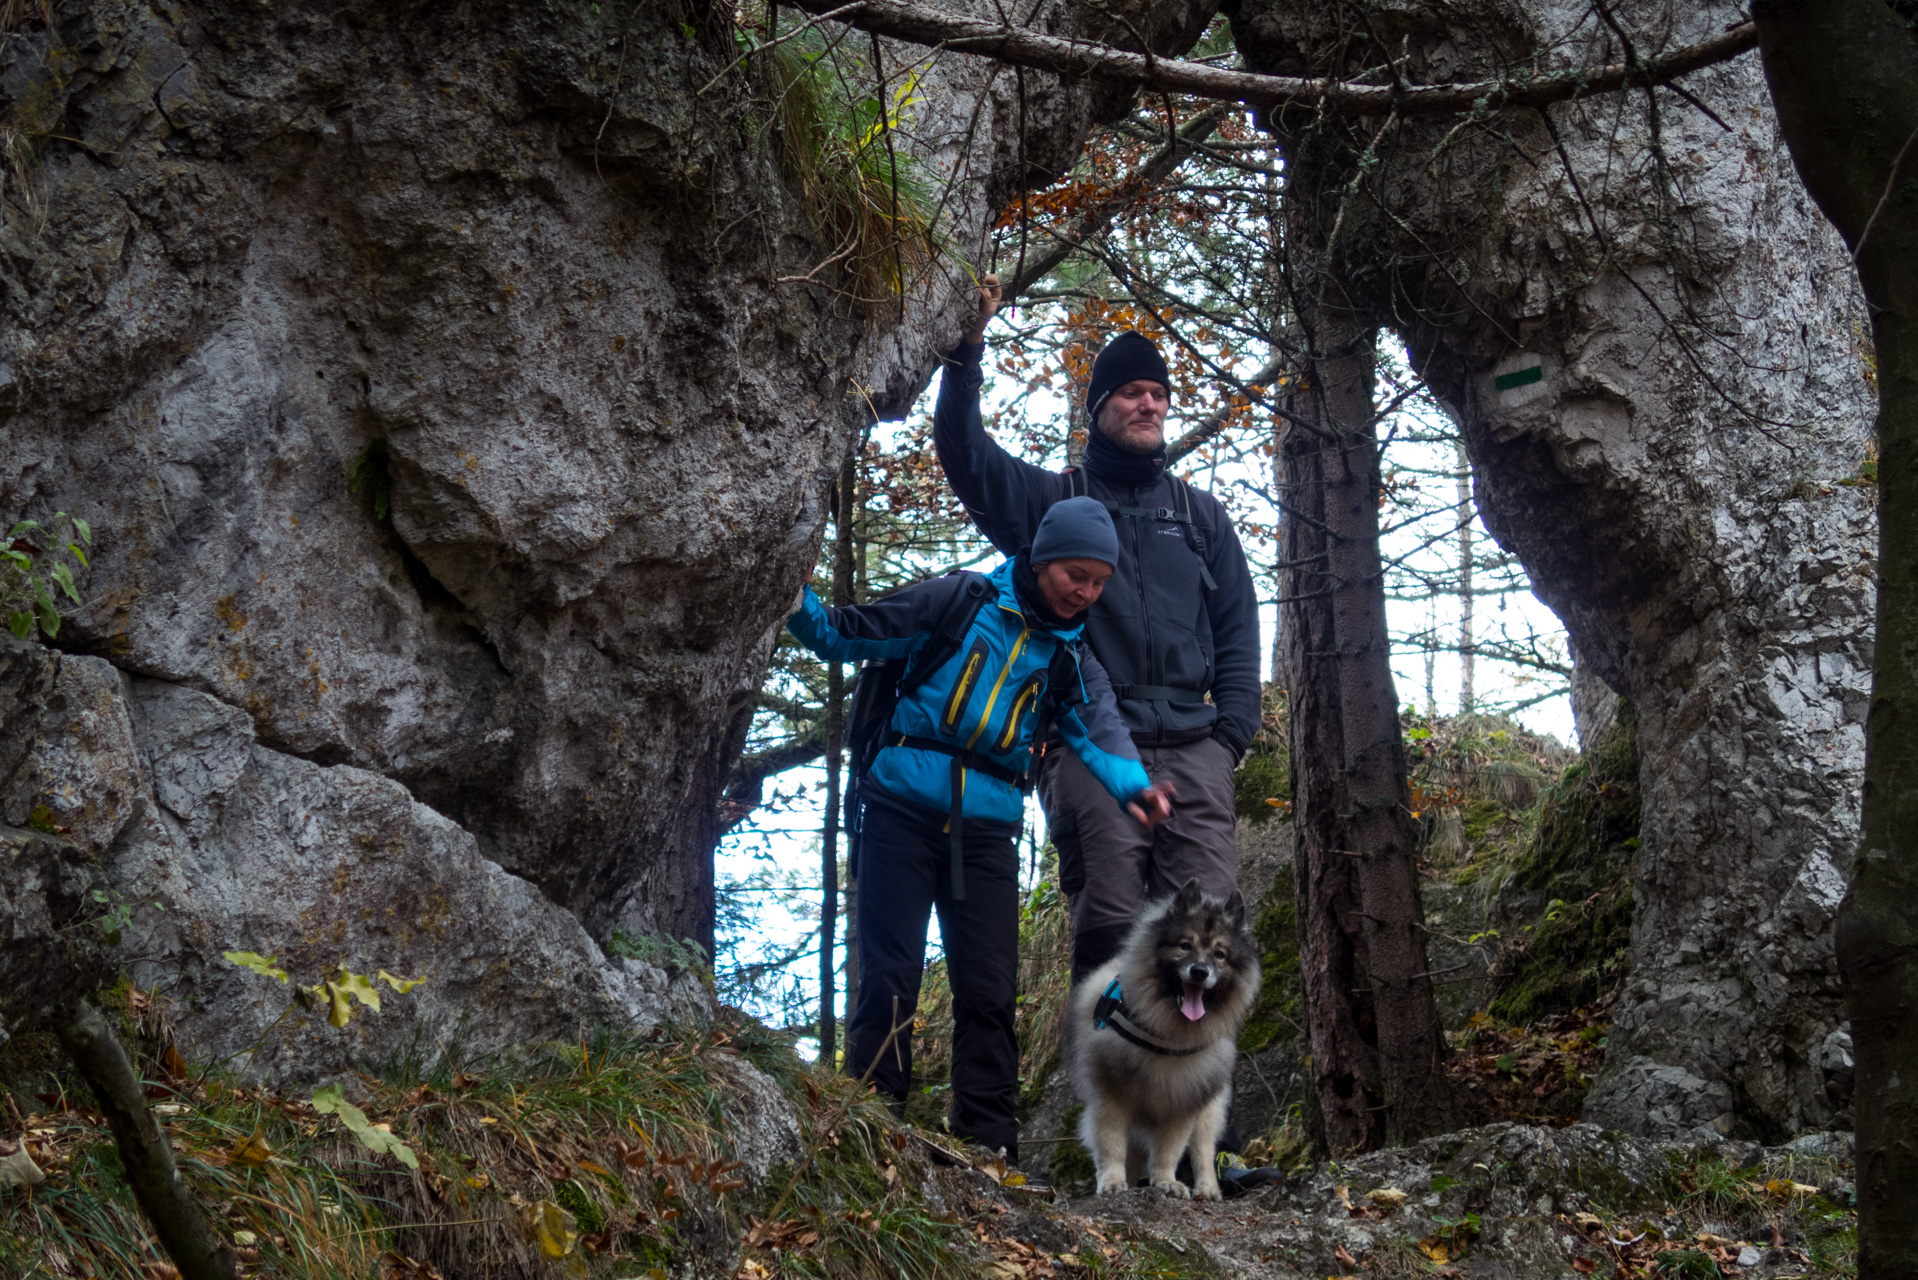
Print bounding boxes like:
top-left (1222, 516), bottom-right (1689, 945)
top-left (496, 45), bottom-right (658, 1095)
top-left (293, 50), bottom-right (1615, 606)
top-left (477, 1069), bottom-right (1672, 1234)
top-left (1280, 313), bottom-right (1456, 1152)
top-left (55, 1002), bottom-right (238, 1280)
top-left (1755, 3), bottom-right (1918, 1274)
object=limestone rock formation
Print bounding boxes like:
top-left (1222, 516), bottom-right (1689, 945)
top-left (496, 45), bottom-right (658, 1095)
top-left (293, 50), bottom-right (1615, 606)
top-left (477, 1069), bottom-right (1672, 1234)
top-left (1230, 0), bottom-right (1873, 1142)
top-left (0, 641), bottom-right (112, 1041)
top-left (0, 633), bottom-right (710, 1080)
top-left (0, 0), bottom-right (1214, 1072)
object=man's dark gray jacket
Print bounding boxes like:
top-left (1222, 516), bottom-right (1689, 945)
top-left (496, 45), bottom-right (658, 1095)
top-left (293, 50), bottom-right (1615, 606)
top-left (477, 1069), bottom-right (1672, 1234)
top-left (933, 342), bottom-right (1262, 755)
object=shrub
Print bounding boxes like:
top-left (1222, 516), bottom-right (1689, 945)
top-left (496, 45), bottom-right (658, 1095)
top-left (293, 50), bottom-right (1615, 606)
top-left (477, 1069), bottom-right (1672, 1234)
top-left (2, 510), bottom-right (91, 639)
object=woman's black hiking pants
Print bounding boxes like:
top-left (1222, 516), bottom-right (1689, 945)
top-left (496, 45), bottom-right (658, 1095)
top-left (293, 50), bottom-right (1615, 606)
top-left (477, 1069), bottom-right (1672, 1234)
top-left (847, 792), bottom-right (1022, 1164)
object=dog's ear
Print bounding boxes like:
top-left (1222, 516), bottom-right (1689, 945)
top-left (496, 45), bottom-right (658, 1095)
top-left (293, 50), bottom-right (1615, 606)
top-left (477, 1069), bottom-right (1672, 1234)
top-left (1175, 878), bottom-right (1204, 912)
top-left (1224, 889), bottom-right (1247, 929)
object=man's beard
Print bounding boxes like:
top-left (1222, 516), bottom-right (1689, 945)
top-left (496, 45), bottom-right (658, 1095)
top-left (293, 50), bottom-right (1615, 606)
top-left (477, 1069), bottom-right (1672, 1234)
top-left (1098, 414), bottom-right (1164, 455)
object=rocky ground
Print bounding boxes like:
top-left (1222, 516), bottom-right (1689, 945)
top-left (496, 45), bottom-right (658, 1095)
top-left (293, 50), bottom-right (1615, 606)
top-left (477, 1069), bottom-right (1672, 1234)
top-left (955, 1123), bottom-right (1855, 1280)
top-left (0, 977), bottom-right (1859, 1279)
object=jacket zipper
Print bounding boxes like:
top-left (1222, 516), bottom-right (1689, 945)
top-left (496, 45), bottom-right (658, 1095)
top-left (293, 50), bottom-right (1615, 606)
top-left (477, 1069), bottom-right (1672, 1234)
top-left (995, 672), bottom-right (1046, 752)
top-left (966, 624), bottom-right (1030, 751)
top-left (942, 639), bottom-right (990, 733)
top-left (1129, 479), bottom-right (1162, 746)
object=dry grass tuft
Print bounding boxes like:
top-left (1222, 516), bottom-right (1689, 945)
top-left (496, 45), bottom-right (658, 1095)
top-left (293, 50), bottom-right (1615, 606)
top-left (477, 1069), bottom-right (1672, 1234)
top-left (0, 1016), bottom-right (1005, 1279)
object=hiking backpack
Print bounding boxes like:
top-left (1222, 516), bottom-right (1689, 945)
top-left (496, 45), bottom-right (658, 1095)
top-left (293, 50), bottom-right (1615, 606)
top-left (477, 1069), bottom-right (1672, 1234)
top-left (843, 571), bottom-right (994, 855)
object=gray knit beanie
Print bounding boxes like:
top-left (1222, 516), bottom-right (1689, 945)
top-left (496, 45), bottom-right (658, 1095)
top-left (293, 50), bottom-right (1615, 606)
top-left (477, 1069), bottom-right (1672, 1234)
top-left (1031, 496), bottom-right (1119, 569)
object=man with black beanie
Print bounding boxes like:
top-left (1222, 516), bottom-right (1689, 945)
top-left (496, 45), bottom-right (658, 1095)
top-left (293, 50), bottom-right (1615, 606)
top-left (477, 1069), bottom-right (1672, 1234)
top-left (933, 275), bottom-right (1263, 985)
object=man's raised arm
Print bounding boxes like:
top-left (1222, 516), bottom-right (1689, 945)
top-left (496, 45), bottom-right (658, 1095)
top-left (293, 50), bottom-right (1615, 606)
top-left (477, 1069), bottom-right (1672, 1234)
top-left (932, 275), bottom-right (1060, 555)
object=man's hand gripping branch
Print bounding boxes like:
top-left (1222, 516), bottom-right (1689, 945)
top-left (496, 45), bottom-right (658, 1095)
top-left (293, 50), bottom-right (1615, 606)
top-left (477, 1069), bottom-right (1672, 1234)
top-left (962, 273), bottom-right (1003, 344)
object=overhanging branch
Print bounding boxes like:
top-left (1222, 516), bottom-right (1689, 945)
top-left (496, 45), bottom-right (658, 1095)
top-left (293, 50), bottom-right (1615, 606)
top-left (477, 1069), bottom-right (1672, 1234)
top-left (783, 0), bottom-right (1757, 117)
top-left (1006, 104), bottom-right (1229, 298)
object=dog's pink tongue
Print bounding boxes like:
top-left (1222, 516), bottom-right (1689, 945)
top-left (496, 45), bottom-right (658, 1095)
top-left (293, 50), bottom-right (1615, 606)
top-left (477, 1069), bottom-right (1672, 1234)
top-left (1180, 983), bottom-right (1207, 1021)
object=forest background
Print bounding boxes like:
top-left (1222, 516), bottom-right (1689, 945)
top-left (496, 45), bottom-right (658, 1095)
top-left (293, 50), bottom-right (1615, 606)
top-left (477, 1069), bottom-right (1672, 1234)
top-left (707, 36), bottom-right (1578, 1043)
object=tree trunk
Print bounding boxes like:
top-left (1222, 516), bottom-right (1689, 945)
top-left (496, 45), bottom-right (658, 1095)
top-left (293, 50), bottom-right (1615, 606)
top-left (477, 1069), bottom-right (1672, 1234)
top-left (821, 663), bottom-right (842, 1062)
top-left (1754, 3), bottom-right (1918, 1273)
top-left (54, 1001), bottom-right (238, 1280)
top-left (1280, 314), bottom-right (1456, 1152)
top-left (1456, 441), bottom-right (1475, 715)
top-left (820, 453), bottom-right (858, 1065)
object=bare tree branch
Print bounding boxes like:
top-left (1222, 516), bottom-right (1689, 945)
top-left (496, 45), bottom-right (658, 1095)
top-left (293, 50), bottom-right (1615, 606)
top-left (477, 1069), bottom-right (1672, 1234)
top-left (785, 0), bottom-right (1757, 117)
top-left (1006, 104), bottom-right (1230, 298)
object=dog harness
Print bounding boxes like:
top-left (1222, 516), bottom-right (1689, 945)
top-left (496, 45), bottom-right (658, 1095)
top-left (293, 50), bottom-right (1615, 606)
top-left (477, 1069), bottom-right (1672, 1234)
top-left (1091, 978), bottom-right (1202, 1057)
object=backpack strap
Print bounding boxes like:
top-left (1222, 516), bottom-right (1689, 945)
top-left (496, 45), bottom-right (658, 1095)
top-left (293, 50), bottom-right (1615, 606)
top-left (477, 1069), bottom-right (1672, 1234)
top-left (897, 572), bottom-right (992, 698)
top-left (1171, 478), bottom-right (1217, 591)
top-left (1056, 468), bottom-right (1217, 592)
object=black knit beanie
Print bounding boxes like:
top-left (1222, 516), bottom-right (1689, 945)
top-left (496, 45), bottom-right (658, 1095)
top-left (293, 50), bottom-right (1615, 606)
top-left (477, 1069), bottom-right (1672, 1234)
top-left (1084, 331), bottom-right (1171, 421)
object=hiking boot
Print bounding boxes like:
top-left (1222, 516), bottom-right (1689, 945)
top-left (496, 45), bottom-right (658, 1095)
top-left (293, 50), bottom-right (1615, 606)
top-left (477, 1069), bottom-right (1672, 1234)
top-left (1216, 1150), bottom-right (1285, 1197)
top-left (1006, 1169), bottom-right (1054, 1199)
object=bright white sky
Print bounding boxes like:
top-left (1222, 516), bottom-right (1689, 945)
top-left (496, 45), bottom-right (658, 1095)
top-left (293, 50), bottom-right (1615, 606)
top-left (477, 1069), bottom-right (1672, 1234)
top-left (717, 340), bottom-right (1575, 1043)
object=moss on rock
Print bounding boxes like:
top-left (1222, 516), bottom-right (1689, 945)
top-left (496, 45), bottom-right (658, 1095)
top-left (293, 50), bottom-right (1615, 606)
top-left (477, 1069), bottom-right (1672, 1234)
top-left (1232, 684), bottom-right (1290, 824)
top-left (1490, 700), bottom-right (1641, 1024)
top-left (1049, 1103), bottom-right (1097, 1193)
top-left (1238, 864), bottom-right (1303, 1055)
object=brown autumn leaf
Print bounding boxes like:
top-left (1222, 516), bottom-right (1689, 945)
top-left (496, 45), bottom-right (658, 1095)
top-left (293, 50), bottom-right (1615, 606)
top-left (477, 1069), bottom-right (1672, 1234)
top-left (743, 1217), bottom-right (800, 1248)
top-left (1334, 1244), bottom-right (1360, 1268)
top-left (379, 1251), bottom-right (445, 1279)
top-left (1572, 1259), bottom-right (1598, 1274)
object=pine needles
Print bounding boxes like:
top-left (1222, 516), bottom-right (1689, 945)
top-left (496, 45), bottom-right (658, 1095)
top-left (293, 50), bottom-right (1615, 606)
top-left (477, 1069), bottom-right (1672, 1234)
top-left (758, 24), bottom-right (948, 311)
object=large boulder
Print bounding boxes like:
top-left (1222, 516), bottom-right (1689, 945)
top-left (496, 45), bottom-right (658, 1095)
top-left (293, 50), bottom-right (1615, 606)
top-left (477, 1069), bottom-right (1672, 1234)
top-left (0, 632), bottom-right (707, 1079)
top-left (1229, 0), bottom-right (1872, 1141)
top-left (0, 0), bottom-right (1218, 1072)
top-left (0, 640), bottom-right (112, 1044)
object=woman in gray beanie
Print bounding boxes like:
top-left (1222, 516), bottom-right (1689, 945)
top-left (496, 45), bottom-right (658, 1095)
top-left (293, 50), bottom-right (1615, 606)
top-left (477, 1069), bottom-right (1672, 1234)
top-left (787, 496), bottom-right (1170, 1171)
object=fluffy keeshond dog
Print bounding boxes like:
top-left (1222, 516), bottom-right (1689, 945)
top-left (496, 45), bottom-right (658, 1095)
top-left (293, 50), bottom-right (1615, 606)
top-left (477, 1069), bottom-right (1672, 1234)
top-left (1063, 878), bottom-right (1260, 1200)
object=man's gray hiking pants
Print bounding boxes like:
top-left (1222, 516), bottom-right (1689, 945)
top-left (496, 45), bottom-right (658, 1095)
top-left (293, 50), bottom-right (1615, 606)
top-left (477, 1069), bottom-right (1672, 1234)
top-left (1039, 734), bottom-right (1240, 980)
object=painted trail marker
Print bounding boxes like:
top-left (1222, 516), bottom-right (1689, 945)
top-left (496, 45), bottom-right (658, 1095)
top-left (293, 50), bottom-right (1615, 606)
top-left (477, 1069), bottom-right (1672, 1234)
top-left (1495, 365), bottom-right (1544, 391)
top-left (1492, 355), bottom-right (1550, 408)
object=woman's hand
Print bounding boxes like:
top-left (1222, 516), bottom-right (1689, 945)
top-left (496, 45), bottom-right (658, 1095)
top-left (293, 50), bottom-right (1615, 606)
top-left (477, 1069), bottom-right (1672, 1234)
top-left (1126, 783), bottom-right (1175, 829)
top-left (962, 272), bottom-right (1003, 344)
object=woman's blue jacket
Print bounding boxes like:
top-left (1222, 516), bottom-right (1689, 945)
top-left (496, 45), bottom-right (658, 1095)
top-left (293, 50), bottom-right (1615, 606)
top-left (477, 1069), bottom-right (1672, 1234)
top-left (786, 558), bottom-right (1151, 824)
